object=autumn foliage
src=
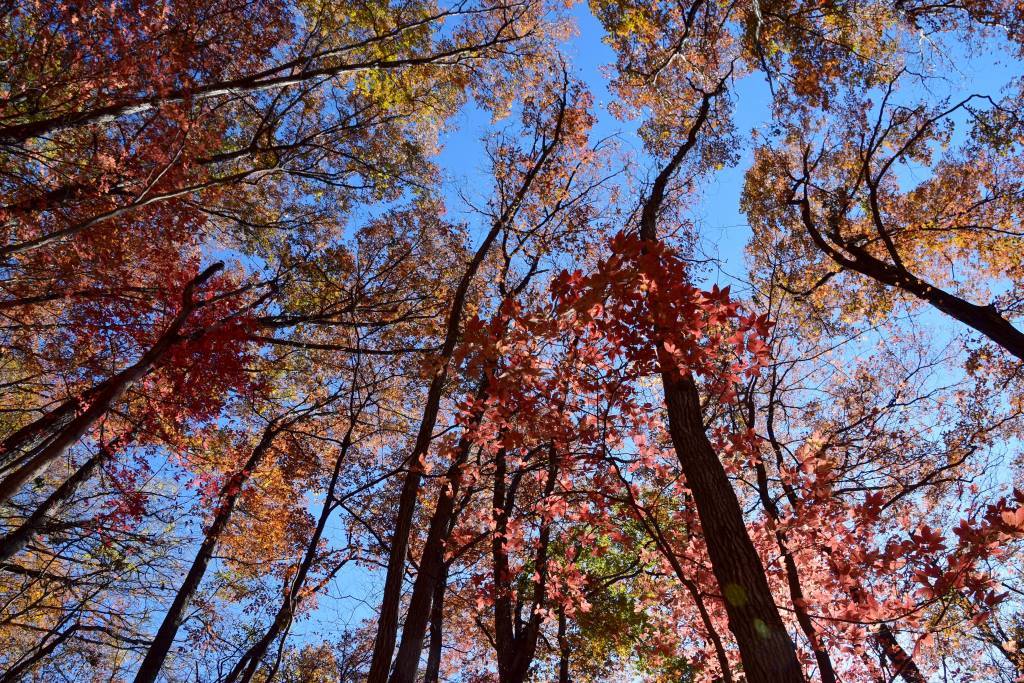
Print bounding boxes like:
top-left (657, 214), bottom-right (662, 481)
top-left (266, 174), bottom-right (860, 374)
top-left (2, 0), bottom-right (1024, 682)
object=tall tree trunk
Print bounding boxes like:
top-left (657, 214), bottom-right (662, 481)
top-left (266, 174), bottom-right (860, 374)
top-left (388, 438), bottom-right (470, 683)
top-left (632, 95), bottom-right (803, 679)
top-left (223, 424), bottom-right (355, 683)
top-left (0, 431), bottom-right (132, 562)
top-left (492, 444), bottom-right (557, 683)
top-left (390, 378), bottom-right (493, 683)
top-left (0, 619), bottom-right (80, 682)
top-left (656, 373), bottom-right (802, 681)
top-left (875, 623), bottom-right (927, 683)
top-left (133, 424), bottom-right (277, 683)
top-left (365, 226), bottom-right (499, 683)
top-left (0, 36), bottom-right (512, 147)
top-left (0, 262), bottom-right (223, 506)
top-left (557, 607), bottom-right (570, 683)
top-left (366, 89), bottom-right (568, 683)
top-left (422, 561), bottom-right (449, 683)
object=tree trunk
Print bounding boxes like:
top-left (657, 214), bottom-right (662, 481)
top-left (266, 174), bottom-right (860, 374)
top-left (631, 88), bottom-right (803, 681)
top-left (223, 425), bottom-right (355, 683)
top-left (753, 459), bottom-right (837, 683)
top-left (367, 91), bottom-right (567, 680)
top-left (875, 623), bottom-right (927, 683)
top-left (0, 262), bottom-right (223, 506)
top-left (0, 619), bottom-right (79, 683)
top-left (492, 445), bottom-right (557, 683)
top-left (610, 458), bottom-right (734, 682)
top-left (658, 372), bottom-right (803, 682)
top-left (0, 432), bottom-right (129, 562)
top-left (557, 607), bottom-right (570, 683)
top-left (422, 562), bottom-right (449, 683)
top-left (133, 424), bottom-right (277, 683)
top-left (388, 439), bottom-right (469, 683)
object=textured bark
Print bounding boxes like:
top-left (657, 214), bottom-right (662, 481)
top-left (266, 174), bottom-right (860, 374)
top-left (658, 374), bottom-right (802, 682)
top-left (388, 439), bottom-right (469, 683)
top-left (632, 88), bottom-right (802, 681)
top-left (875, 623), bottom-right (927, 683)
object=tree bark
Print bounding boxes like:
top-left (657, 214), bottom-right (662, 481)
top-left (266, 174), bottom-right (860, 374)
top-left (557, 607), bottom-right (570, 683)
top-left (388, 438), bottom-right (470, 683)
top-left (875, 623), bottom-right (927, 683)
top-left (632, 90), bottom-right (803, 680)
top-left (657, 373), bottom-right (803, 682)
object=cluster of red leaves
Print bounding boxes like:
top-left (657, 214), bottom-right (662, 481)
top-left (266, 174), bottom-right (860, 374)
top-left (552, 232), bottom-right (771, 401)
top-left (445, 234), bottom-right (774, 639)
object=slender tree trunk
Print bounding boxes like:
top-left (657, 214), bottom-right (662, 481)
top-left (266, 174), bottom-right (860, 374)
top-left (223, 425), bottom-right (355, 683)
top-left (610, 460), bottom-right (734, 682)
top-left (391, 379), bottom-right (492, 683)
top-left (753, 459), bottom-right (837, 683)
top-left (133, 424), bottom-right (277, 683)
top-left (422, 562), bottom-right (449, 683)
top-left (0, 431), bottom-right (130, 562)
top-left (0, 263), bottom-right (223, 506)
top-left (765, 380), bottom-right (925, 683)
top-left (0, 402), bottom-right (77, 474)
top-left (388, 439), bottom-right (470, 683)
top-left (0, 36), bottom-right (508, 147)
top-left (492, 445), bottom-right (557, 683)
top-left (367, 90), bottom-right (568, 680)
top-left (557, 607), bottom-right (570, 683)
top-left (366, 226), bottom-right (499, 683)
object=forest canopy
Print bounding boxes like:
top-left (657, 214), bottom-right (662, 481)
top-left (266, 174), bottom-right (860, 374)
top-left (2, 0), bottom-right (1024, 681)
